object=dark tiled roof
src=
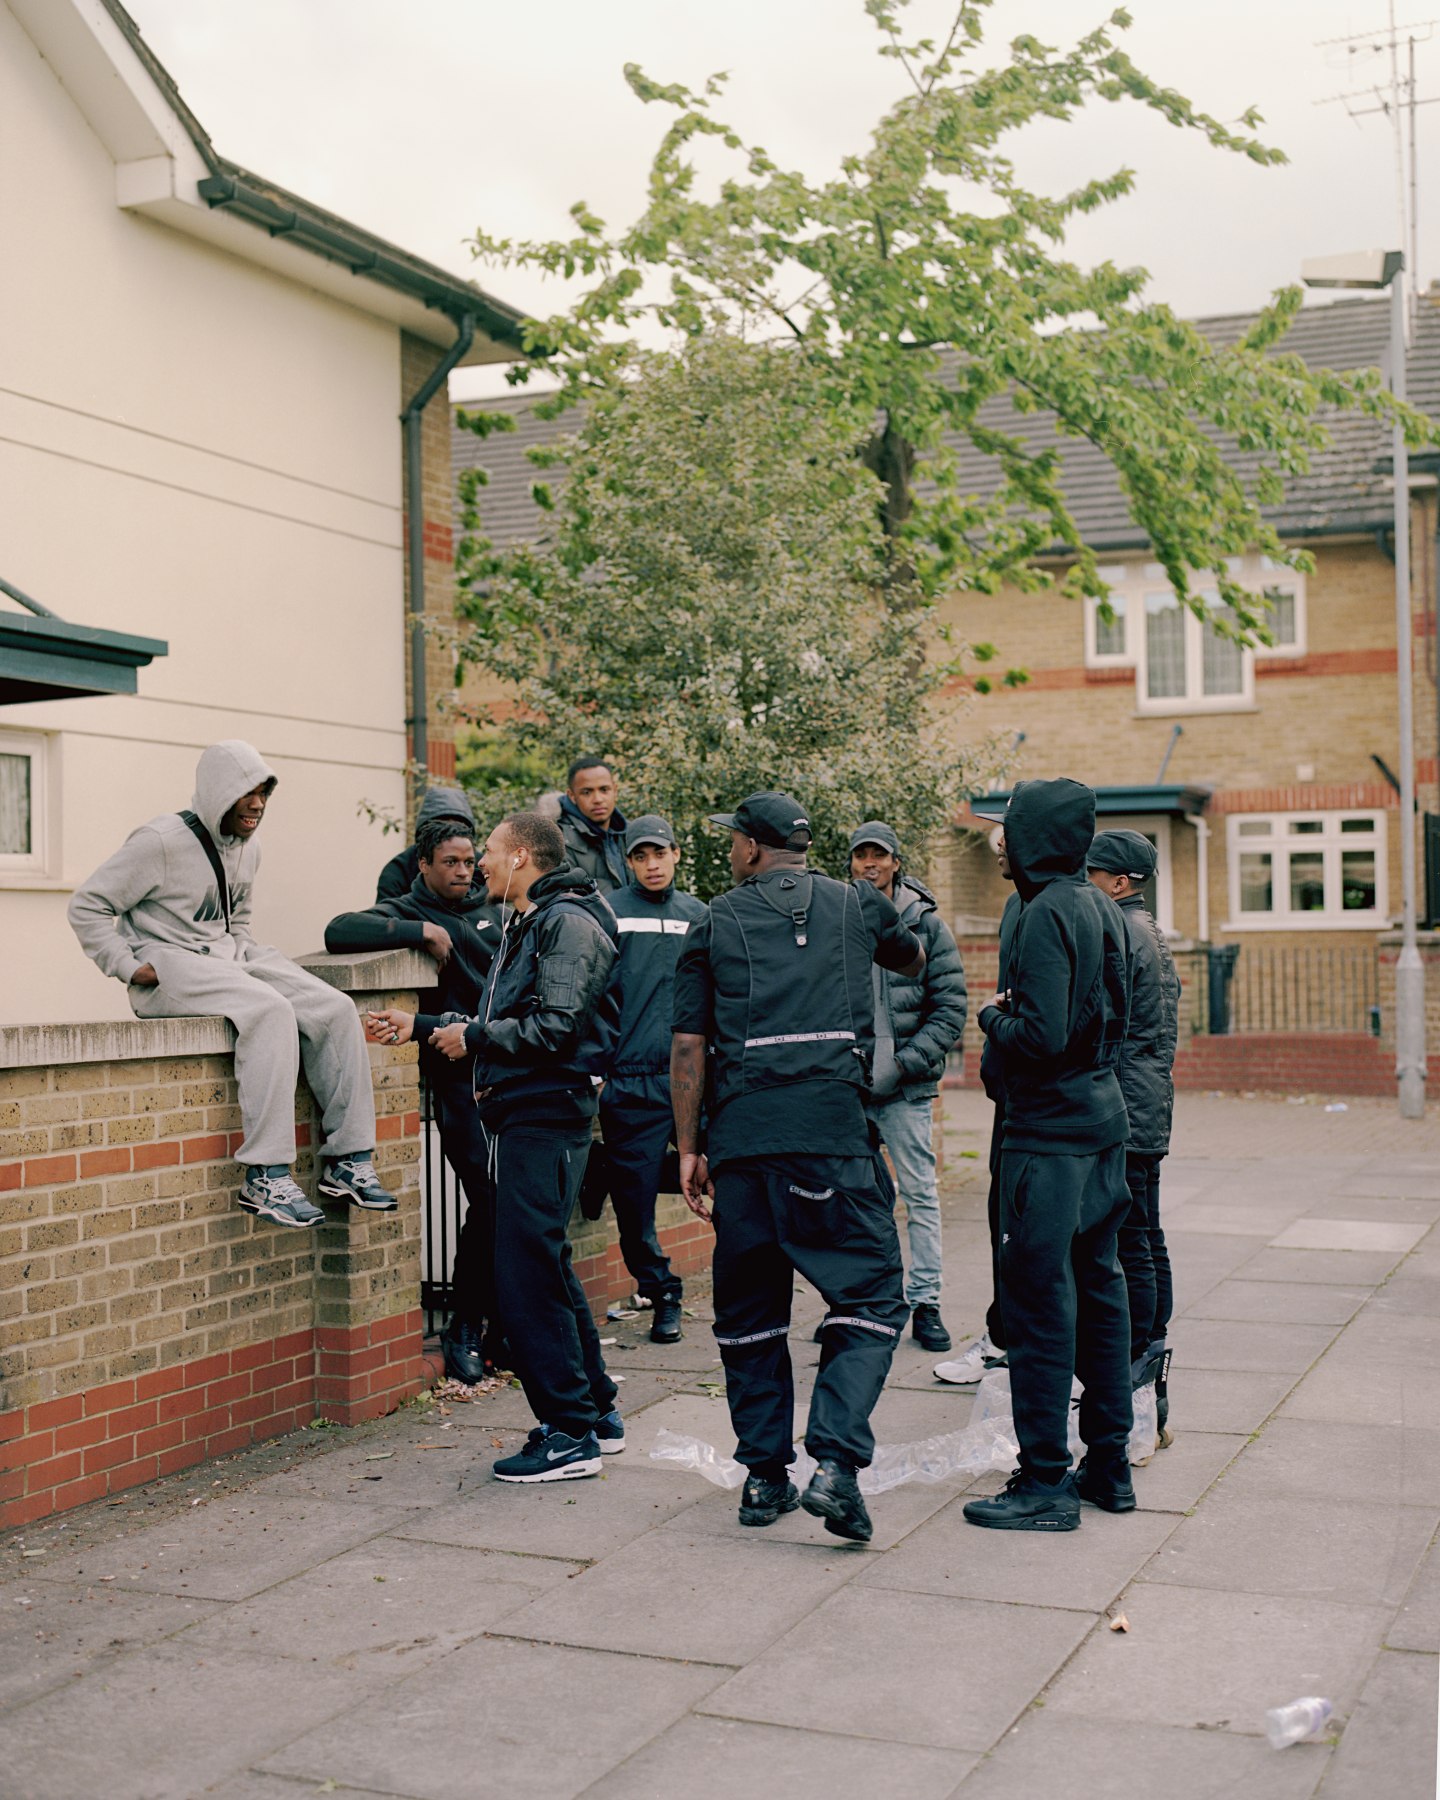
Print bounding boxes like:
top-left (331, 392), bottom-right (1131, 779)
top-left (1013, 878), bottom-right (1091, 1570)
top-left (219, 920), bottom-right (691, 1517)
top-left (452, 294), bottom-right (1440, 553)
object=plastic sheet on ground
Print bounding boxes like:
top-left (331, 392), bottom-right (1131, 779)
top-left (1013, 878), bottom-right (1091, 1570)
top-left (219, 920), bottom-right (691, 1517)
top-left (650, 1368), bottom-right (1158, 1495)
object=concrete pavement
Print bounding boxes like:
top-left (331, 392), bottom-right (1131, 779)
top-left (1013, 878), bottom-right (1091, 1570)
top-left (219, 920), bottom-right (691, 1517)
top-left (1, 1089), bottom-right (1437, 1799)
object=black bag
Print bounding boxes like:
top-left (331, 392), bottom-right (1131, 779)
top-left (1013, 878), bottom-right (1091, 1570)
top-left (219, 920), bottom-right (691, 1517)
top-left (179, 810), bottom-right (230, 930)
top-left (578, 1140), bottom-right (612, 1221)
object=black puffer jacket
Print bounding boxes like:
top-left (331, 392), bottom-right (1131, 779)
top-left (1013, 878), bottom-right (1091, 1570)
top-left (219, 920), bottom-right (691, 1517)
top-left (1115, 892), bottom-right (1181, 1156)
top-left (870, 877), bottom-right (968, 1101)
top-left (461, 863), bottom-right (619, 1126)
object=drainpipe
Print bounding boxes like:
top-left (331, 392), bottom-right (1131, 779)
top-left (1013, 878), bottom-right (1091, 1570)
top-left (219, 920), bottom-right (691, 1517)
top-left (1185, 812), bottom-right (1210, 943)
top-left (401, 313), bottom-right (475, 812)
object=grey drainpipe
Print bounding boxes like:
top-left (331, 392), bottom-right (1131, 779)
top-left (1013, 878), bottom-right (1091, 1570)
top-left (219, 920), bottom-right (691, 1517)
top-left (401, 313), bottom-right (475, 811)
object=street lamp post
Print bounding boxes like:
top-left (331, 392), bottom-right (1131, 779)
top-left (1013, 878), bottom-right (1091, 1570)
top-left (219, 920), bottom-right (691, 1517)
top-left (1301, 250), bottom-right (1425, 1119)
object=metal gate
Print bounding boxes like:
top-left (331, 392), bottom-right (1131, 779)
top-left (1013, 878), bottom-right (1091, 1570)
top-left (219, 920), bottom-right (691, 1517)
top-left (418, 1077), bottom-right (465, 1338)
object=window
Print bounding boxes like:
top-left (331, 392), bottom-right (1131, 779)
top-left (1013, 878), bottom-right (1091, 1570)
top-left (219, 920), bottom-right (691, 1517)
top-left (1084, 553), bottom-right (1304, 712)
top-left (0, 730), bottom-right (52, 881)
top-left (1226, 811), bottom-right (1385, 929)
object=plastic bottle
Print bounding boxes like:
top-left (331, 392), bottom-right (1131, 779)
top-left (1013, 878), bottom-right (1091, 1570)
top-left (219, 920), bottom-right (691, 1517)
top-left (1265, 1697), bottom-right (1333, 1749)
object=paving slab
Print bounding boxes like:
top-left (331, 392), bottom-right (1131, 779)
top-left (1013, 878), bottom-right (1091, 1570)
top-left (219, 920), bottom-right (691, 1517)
top-left (1168, 1205), bottom-right (1308, 1239)
top-left (1335, 1172), bottom-right (1440, 1202)
top-left (1044, 1581), bottom-right (1390, 1733)
top-left (202, 1776), bottom-right (414, 1800)
top-left (1232, 1247), bottom-right (1406, 1286)
top-left (262, 1636), bottom-right (727, 1800)
top-left (580, 1714), bottom-right (976, 1800)
top-left (854, 1497), bottom-right (1177, 1614)
top-left (1217, 1417), bottom-right (1440, 1510)
top-left (951, 1707), bottom-right (1330, 1800)
top-left (243, 1431), bottom-right (497, 1509)
top-left (22, 1498), bottom-right (415, 1603)
top-left (699, 1586), bottom-right (1091, 1753)
top-left (1144, 1486), bottom-right (1437, 1609)
top-left (1269, 1219), bottom-right (1430, 1255)
top-left (491, 1525), bottom-right (864, 1664)
top-left (1166, 1317), bottom-right (1338, 1374)
top-left (177, 1534), bottom-right (580, 1672)
top-left (1181, 1278), bottom-right (1370, 1325)
top-left (1126, 1430), bottom-right (1247, 1513)
top-left (1307, 1191), bottom-right (1440, 1222)
top-left (396, 1463), bottom-right (709, 1561)
top-left (1368, 1271), bottom-right (1440, 1317)
top-left (654, 1469), bottom-right (961, 1552)
top-left (1387, 1536), bottom-right (1440, 1652)
top-left (1164, 1233), bottom-right (1273, 1308)
top-left (1330, 1306), bottom-right (1440, 1368)
top-left (1316, 1648), bottom-right (1438, 1799)
top-left (1167, 1367), bottom-right (1295, 1434)
top-left (0, 1582), bottom-right (220, 1713)
top-left (0, 1639), bottom-right (387, 1800)
top-left (1280, 1353), bottom-right (1440, 1430)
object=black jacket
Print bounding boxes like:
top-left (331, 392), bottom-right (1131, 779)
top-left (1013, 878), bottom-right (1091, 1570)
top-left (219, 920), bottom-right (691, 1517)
top-left (978, 779), bottom-right (1130, 1154)
top-left (979, 891), bottom-right (1021, 1106)
top-left (462, 863), bottom-right (619, 1126)
top-left (868, 876), bottom-right (968, 1102)
top-left (557, 795), bottom-right (630, 893)
top-left (607, 882), bottom-right (708, 1082)
top-left (1115, 892), bottom-right (1181, 1156)
top-left (324, 876), bottom-right (502, 1083)
top-left (375, 786), bottom-right (481, 903)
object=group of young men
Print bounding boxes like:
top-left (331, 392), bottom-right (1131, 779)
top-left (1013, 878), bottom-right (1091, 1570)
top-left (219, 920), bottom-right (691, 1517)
top-left (68, 744), bottom-right (1177, 1534)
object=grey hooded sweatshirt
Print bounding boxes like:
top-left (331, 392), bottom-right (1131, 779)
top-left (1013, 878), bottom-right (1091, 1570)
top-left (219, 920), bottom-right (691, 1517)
top-left (69, 741), bottom-right (277, 983)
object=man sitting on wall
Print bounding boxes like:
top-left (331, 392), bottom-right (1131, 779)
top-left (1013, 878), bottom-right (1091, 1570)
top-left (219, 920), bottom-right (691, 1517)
top-left (68, 740), bottom-right (391, 1229)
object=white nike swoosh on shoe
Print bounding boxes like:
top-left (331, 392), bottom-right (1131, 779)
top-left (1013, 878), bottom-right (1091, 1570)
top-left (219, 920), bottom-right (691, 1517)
top-left (546, 1445), bottom-right (578, 1460)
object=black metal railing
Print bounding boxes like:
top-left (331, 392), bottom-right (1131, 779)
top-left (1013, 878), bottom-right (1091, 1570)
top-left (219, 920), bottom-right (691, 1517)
top-left (418, 1077), bottom-right (462, 1338)
top-left (1206, 941), bottom-right (1379, 1036)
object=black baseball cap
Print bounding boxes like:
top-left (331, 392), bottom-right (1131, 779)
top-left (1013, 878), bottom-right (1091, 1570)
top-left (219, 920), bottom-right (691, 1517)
top-left (624, 814), bottom-right (677, 854)
top-left (1087, 829), bottom-right (1158, 881)
top-left (707, 791), bottom-right (813, 849)
top-left (849, 821), bottom-right (901, 857)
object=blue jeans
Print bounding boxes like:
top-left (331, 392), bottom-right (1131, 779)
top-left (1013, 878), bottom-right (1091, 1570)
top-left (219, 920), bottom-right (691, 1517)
top-left (867, 1093), bottom-right (943, 1308)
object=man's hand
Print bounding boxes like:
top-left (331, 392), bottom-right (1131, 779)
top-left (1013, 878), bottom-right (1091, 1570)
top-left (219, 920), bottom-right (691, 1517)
top-left (679, 1151), bottom-right (714, 1223)
top-left (420, 922), bottom-right (453, 968)
top-left (987, 989), bottom-right (1011, 1012)
top-left (429, 1021), bottom-right (469, 1062)
top-left (365, 1009), bottom-right (413, 1047)
top-left (129, 964), bottom-right (159, 988)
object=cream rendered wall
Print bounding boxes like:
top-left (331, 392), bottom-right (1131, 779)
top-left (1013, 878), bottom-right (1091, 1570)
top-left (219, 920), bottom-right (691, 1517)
top-left (0, 2), bottom-right (407, 1024)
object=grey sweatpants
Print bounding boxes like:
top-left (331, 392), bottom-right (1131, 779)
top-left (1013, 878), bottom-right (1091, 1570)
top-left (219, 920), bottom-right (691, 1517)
top-left (131, 943), bottom-right (376, 1167)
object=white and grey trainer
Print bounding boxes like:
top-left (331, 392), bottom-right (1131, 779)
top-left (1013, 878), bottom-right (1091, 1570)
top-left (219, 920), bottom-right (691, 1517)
top-left (238, 1166), bottom-right (324, 1228)
top-left (317, 1155), bottom-right (395, 1211)
top-left (934, 1331), bottom-right (1008, 1386)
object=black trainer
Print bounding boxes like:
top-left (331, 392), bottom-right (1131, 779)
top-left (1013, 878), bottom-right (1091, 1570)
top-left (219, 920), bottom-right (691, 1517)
top-left (650, 1297), bottom-right (683, 1344)
top-left (492, 1427), bottom-right (601, 1483)
top-left (800, 1459), bottom-right (873, 1542)
top-left (1075, 1455), bottom-right (1137, 1513)
top-left (963, 1469), bottom-right (1080, 1532)
top-left (441, 1320), bottom-right (486, 1385)
top-left (738, 1473), bottom-right (800, 1527)
top-left (911, 1303), bottom-right (952, 1352)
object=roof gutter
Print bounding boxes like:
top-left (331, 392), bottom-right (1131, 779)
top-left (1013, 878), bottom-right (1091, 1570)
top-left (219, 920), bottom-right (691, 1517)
top-left (402, 314), bottom-right (476, 810)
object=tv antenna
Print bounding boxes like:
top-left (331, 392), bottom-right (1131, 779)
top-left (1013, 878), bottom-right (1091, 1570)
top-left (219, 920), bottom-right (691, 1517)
top-left (1315, 6), bottom-right (1438, 333)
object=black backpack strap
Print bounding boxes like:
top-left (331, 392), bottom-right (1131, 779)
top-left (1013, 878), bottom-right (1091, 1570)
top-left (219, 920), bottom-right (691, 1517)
top-left (179, 810), bottom-right (231, 931)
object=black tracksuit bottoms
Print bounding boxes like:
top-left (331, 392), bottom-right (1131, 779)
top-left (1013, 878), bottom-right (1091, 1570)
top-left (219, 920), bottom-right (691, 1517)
top-left (1118, 1150), bottom-right (1172, 1360)
top-left (429, 1074), bottom-right (497, 1334)
top-left (997, 1142), bottom-right (1133, 1481)
top-left (599, 1078), bottom-right (682, 1302)
top-left (711, 1153), bottom-right (909, 1473)
top-left (984, 1107), bottom-right (1007, 1350)
top-left (487, 1121), bottom-right (618, 1440)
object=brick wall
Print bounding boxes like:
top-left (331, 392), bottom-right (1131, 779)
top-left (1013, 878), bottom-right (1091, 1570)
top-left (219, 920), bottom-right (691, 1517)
top-left (402, 333), bottom-right (462, 796)
top-left (569, 1194), bottom-right (716, 1315)
top-left (0, 950), bottom-right (433, 1529)
top-left (1377, 929), bottom-right (1440, 1061)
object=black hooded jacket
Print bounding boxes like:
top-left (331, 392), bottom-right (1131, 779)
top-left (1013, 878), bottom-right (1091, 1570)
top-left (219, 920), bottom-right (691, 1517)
top-left (375, 787), bottom-right (481, 903)
top-left (557, 795), bottom-right (630, 893)
top-left (1115, 892), bottom-right (1181, 1156)
top-left (978, 779), bottom-right (1130, 1153)
top-left (460, 863), bottom-right (620, 1127)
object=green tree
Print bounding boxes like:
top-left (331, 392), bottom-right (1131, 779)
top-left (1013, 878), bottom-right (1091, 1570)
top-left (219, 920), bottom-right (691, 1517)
top-left (458, 336), bottom-right (1001, 898)
top-left (470, 0), bottom-right (1432, 651)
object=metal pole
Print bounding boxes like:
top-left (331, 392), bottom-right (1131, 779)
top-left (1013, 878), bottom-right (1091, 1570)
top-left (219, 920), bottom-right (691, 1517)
top-left (1390, 268), bottom-right (1428, 1116)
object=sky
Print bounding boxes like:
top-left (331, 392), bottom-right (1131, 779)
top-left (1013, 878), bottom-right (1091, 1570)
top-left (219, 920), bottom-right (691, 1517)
top-left (130, 0), bottom-right (1439, 400)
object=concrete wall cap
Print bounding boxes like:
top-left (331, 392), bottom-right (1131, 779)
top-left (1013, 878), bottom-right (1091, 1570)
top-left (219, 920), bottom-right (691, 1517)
top-left (295, 948), bottom-right (435, 991)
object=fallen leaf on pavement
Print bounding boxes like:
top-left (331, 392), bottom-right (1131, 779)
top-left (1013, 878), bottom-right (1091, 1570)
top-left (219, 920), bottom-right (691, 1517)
top-left (1109, 1613), bottom-right (1130, 1633)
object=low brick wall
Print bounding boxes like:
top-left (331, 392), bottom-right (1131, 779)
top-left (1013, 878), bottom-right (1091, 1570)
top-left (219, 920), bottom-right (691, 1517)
top-left (569, 1193), bottom-right (716, 1314)
top-left (1, 950), bottom-right (433, 1529)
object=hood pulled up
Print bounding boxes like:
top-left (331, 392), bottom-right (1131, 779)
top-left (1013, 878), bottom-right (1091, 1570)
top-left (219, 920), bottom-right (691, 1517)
top-left (192, 740), bottom-right (277, 843)
top-left (1004, 778), bottom-right (1096, 901)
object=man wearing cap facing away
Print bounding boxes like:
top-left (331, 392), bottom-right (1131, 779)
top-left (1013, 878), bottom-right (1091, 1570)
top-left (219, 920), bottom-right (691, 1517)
top-left (600, 815), bottom-right (708, 1344)
top-left (1088, 828), bottom-right (1182, 1448)
top-left (849, 822), bottom-right (968, 1353)
top-left (672, 793), bottom-right (925, 1544)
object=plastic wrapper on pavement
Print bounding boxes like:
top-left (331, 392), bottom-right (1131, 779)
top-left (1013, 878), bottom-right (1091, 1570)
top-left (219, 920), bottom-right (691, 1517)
top-left (649, 1368), bottom-right (1159, 1493)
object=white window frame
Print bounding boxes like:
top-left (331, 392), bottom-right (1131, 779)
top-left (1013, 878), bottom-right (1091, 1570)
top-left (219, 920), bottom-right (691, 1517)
top-left (0, 729), bottom-right (57, 885)
top-left (1083, 553), bottom-right (1305, 713)
top-left (1223, 809), bottom-right (1387, 931)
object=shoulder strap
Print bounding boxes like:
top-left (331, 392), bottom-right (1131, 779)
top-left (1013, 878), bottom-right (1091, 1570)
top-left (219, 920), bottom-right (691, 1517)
top-left (179, 810), bottom-right (230, 930)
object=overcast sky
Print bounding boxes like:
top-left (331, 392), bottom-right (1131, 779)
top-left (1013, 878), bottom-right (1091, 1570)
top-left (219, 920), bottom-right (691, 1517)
top-left (132, 0), bottom-right (1438, 399)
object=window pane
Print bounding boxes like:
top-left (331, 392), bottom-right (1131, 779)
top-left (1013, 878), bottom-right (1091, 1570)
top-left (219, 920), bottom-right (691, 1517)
top-left (1288, 819), bottom-right (1323, 835)
top-left (1340, 817), bottom-right (1375, 834)
top-left (1341, 850), bottom-right (1377, 911)
top-left (1095, 563), bottom-right (1126, 585)
top-left (1289, 851), bottom-right (1326, 912)
top-left (1237, 820), bottom-right (1272, 836)
top-left (1201, 603), bottom-right (1245, 697)
top-left (1145, 593), bottom-right (1186, 698)
top-left (1264, 585), bottom-right (1297, 646)
top-left (0, 753), bottom-right (30, 856)
top-left (1239, 852), bottom-right (1273, 912)
top-left (1095, 595), bottom-right (1126, 657)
